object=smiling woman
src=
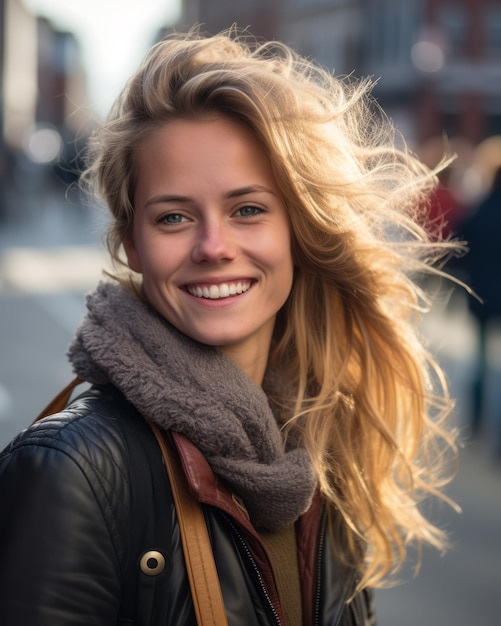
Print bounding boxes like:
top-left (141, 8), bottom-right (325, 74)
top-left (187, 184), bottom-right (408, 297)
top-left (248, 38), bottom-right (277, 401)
top-left (125, 117), bottom-right (293, 381)
top-left (0, 27), bottom-right (461, 626)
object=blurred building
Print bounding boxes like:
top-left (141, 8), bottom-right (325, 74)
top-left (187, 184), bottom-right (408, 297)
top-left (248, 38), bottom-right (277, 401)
top-left (178, 0), bottom-right (361, 76)
top-left (36, 18), bottom-right (89, 139)
top-left (180, 0), bottom-right (282, 41)
top-left (35, 17), bottom-right (90, 186)
top-left (176, 0), bottom-right (501, 147)
top-left (1, 0), bottom-right (38, 153)
top-left (0, 0), bottom-right (90, 197)
top-left (363, 0), bottom-right (501, 145)
top-left (281, 1), bottom-right (361, 75)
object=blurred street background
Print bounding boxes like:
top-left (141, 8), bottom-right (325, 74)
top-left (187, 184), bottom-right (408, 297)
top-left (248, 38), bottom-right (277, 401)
top-left (1, 0), bottom-right (500, 624)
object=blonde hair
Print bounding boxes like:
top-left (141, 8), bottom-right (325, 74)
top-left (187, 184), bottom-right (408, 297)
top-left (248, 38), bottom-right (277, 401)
top-left (83, 27), bottom-right (459, 590)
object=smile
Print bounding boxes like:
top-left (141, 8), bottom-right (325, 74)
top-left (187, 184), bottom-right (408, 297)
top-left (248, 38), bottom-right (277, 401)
top-left (186, 281), bottom-right (252, 300)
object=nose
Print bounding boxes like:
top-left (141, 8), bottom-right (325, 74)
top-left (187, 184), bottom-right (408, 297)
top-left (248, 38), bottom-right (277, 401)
top-left (191, 219), bottom-right (237, 264)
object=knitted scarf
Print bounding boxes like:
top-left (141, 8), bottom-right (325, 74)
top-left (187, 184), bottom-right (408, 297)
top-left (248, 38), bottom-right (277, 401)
top-left (67, 281), bottom-right (316, 531)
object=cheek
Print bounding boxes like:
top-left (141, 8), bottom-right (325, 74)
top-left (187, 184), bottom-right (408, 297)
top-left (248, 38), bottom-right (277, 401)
top-left (269, 235), bottom-right (294, 293)
top-left (140, 243), bottom-right (183, 282)
top-left (123, 235), bottom-right (143, 274)
top-left (281, 257), bottom-right (295, 296)
top-left (274, 228), bottom-right (294, 273)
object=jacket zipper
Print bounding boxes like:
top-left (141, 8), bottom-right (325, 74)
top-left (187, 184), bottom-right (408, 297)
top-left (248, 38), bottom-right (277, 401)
top-left (313, 508), bottom-right (327, 626)
top-left (313, 510), bottom-right (363, 626)
top-left (222, 512), bottom-right (282, 626)
top-left (350, 596), bottom-right (362, 626)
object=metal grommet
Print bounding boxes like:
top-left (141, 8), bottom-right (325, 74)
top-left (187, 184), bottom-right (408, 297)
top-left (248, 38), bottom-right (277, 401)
top-left (139, 550), bottom-right (166, 576)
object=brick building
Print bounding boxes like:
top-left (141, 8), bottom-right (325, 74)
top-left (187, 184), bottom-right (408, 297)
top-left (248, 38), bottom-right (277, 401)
top-left (176, 0), bottom-right (501, 147)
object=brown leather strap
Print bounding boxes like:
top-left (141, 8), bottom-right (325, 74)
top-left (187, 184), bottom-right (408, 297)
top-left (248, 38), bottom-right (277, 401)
top-left (33, 377), bottom-right (84, 423)
top-left (148, 423), bottom-right (228, 626)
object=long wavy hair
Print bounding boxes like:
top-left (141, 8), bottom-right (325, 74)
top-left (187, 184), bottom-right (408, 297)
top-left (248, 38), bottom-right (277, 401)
top-left (82, 27), bottom-right (459, 590)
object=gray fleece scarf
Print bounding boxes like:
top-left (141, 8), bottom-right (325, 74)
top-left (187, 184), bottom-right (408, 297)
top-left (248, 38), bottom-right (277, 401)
top-left (67, 281), bottom-right (316, 531)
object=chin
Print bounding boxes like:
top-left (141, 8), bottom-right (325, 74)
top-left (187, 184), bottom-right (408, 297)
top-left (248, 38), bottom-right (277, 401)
top-left (195, 335), bottom-right (242, 348)
top-left (184, 324), bottom-right (247, 347)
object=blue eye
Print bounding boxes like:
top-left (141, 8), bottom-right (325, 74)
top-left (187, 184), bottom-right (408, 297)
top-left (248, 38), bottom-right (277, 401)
top-left (235, 205), bottom-right (263, 218)
top-left (160, 213), bottom-right (187, 224)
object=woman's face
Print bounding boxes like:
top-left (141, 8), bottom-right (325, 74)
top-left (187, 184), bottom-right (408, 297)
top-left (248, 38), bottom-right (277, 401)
top-left (125, 116), bottom-right (294, 381)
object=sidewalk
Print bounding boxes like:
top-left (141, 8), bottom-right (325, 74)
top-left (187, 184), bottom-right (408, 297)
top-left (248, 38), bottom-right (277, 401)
top-left (375, 289), bottom-right (501, 625)
top-left (0, 185), bottom-right (109, 293)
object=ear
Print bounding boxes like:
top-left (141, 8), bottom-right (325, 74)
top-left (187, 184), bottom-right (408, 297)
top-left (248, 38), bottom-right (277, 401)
top-left (123, 235), bottom-right (143, 274)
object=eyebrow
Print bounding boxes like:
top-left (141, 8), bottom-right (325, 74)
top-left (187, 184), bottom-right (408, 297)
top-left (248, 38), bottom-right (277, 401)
top-left (144, 185), bottom-right (276, 208)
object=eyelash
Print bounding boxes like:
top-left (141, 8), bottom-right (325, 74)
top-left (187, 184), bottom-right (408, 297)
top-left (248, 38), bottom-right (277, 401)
top-left (157, 205), bottom-right (264, 225)
top-left (234, 205), bottom-right (263, 218)
top-left (158, 213), bottom-right (187, 225)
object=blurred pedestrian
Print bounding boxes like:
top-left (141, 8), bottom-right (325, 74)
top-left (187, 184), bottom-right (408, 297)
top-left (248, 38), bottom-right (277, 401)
top-left (427, 166), bottom-right (465, 241)
top-left (0, 28), bottom-right (459, 625)
top-left (457, 164), bottom-right (501, 447)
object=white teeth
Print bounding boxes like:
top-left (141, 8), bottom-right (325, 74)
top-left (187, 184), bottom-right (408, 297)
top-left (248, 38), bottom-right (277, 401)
top-left (187, 282), bottom-right (251, 300)
top-left (219, 284), bottom-right (230, 298)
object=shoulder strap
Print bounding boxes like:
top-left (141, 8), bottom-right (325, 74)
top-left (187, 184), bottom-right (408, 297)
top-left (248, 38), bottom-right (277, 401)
top-left (33, 376), bottom-right (84, 422)
top-left (148, 423), bottom-right (228, 626)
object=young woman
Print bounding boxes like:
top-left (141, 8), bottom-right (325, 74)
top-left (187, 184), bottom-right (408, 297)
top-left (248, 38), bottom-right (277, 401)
top-left (0, 29), bottom-right (458, 625)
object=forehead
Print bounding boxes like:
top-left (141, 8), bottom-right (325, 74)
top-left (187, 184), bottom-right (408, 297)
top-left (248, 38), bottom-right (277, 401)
top-left (133, 117), bottom-right (278, 192)
top-left (137, 116), bottom-right (265, 156)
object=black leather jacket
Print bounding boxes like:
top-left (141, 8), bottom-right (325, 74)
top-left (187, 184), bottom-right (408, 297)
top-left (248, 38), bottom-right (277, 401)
top-left (0, 386), bottom-right (375, 625)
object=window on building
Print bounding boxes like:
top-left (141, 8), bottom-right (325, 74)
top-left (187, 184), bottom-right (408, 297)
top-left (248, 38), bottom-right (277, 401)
top-left (366, 0), bottom-right (421, 71)
top-left (485, 6), bottom-right (501, 59)
top-left (437, 5), bottom-right (467, 59)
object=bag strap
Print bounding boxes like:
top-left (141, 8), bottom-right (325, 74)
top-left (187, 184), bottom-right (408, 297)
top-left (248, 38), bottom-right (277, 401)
top-left (148, 423), bottom-right (228, 626)
top-left (34, 376), bottom-right (84, 422)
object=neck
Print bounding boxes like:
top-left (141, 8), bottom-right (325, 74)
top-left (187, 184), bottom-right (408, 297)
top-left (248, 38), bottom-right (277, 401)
top-left (218, 319), bottom-right (275, 385)
top-left (220, 343), bottom-right (269, 385)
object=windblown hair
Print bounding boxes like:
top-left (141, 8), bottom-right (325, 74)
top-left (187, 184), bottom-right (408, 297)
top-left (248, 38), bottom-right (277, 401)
top-left (83, 27), bottom-right (459, 590)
